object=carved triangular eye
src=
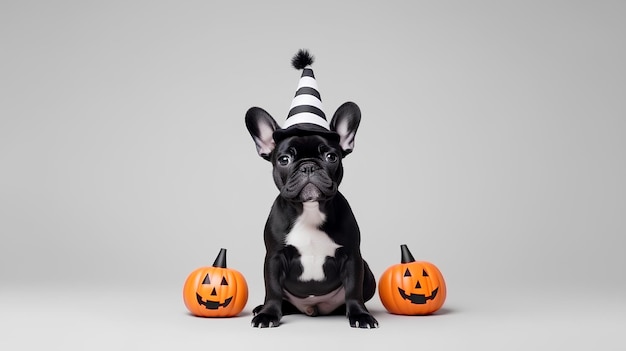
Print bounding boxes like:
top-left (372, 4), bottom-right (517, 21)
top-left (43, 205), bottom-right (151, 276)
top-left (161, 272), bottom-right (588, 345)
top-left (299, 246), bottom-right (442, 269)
top-left (422, 269), bottom-right (429, 277)
top-left (404, 268), bottom-right (411, 277)
top-left (221, 277), bottom-right (228, 286)
top-left (202, 274), bottom-right (211, 284)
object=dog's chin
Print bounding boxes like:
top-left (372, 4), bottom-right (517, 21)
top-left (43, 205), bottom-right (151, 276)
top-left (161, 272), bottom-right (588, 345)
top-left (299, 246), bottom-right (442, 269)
top-left (299, 183), bottom-right (323, 202)
top-left (280, 183), bottom-right (335, 203)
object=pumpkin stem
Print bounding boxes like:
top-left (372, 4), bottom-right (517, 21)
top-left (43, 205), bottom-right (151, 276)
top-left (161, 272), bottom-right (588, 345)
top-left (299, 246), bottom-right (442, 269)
top-left (212, 248), bottom-right (227, 268)
top-left (400, 244), bottom-right (416, 263)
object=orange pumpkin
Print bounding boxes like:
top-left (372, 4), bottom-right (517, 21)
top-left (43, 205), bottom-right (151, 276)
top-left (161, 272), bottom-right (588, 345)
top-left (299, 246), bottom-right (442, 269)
top-left (378, 244), bottom-right (446, 315)
top-left (183, 248), bottom-right (248, 317)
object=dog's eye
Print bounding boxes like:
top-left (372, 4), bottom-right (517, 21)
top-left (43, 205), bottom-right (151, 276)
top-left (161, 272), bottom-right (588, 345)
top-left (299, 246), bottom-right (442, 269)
top-left (325, 152), bottom-right (338, 163)
top-left (278, 155), bottom-right (291, 166)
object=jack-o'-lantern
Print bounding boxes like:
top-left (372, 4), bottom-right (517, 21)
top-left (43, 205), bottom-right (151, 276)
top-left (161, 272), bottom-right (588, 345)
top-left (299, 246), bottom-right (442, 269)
top-left (378, 244), bottom-right (446, 315)
top-left (183, 248), bottom-right (248, 317)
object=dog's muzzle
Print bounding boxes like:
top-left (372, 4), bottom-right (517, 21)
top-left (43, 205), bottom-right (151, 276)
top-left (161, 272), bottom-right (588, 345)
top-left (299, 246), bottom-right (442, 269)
top-left (280, 161), bottom-right (336, 202)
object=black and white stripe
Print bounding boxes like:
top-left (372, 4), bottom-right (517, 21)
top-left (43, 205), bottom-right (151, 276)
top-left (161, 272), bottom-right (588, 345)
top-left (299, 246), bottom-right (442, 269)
top-left (284, 66), bottom-right (330, 130)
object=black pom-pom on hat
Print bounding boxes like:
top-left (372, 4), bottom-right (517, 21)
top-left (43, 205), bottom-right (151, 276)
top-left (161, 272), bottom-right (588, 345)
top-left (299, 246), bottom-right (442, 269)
top-left (291, 49), bottom-right (315, 70)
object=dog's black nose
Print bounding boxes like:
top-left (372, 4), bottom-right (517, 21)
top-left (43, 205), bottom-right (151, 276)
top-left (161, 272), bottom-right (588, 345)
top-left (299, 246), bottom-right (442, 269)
top-left (299, 163), bottom-right (320, 175)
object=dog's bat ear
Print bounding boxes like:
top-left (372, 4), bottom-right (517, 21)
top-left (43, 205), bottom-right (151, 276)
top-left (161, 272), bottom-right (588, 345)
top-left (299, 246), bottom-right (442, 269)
top-left (245, 107), bottom-right (280, 161)
top-left (330, 102), bottom-right (361, 156)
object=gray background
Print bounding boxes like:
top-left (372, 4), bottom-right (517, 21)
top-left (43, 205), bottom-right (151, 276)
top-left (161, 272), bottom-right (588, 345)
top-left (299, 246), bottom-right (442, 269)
top-left (1, 1), bottom-right (624, 349)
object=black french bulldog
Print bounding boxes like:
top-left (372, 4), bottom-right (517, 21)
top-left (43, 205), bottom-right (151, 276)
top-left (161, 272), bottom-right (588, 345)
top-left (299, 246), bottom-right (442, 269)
top-left (245, 95), bottom-right (378, 328)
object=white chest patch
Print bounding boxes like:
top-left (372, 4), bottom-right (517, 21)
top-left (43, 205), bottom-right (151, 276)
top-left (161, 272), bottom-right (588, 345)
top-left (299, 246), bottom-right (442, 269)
top-left (285, 202), bottom-right (342, 281)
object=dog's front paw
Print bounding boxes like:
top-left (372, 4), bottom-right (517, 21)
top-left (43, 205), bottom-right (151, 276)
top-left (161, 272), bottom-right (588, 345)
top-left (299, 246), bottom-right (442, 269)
top-left (348, 313), bottom-right (379, 329)
top-left (251, 313), bottom-right (281, 328)
top-left (252, 304), bottom-right (264, 316)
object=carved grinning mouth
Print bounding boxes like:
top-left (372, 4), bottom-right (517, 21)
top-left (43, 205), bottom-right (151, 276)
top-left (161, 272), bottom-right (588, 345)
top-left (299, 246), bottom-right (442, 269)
top-left (196, 293), bottom-right (233, 310)
top-left (398, 287), bottom-right (439, 304)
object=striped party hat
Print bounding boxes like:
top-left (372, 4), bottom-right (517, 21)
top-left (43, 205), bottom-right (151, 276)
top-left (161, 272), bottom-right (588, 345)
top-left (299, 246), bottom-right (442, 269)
top-left (273, 50), bottom-right (339, 142)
